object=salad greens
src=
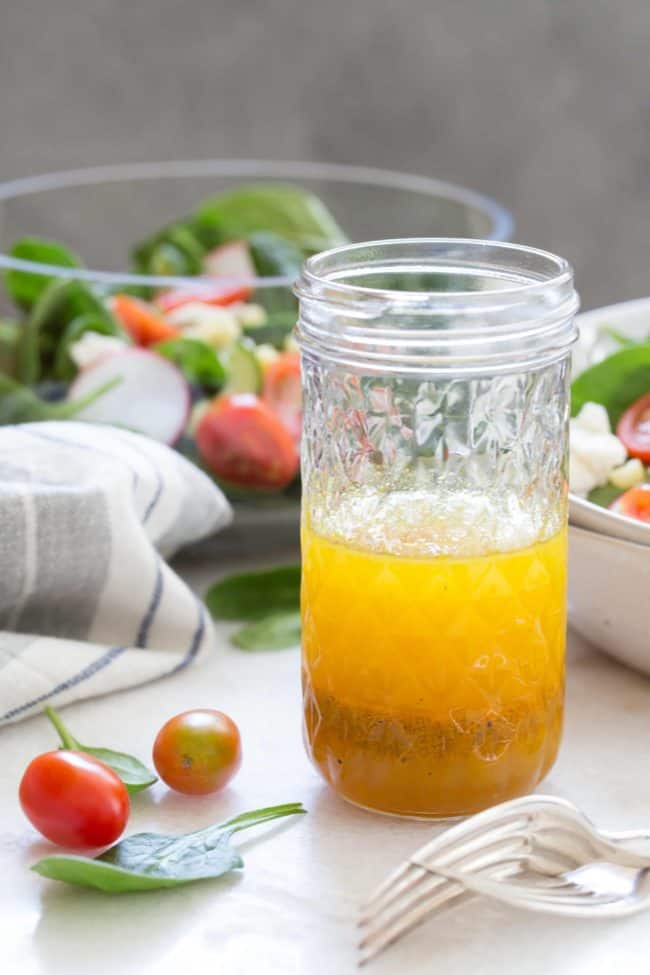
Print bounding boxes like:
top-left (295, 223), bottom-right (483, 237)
top-left (193, 185), bottom-right (347, 254)
top-left (5, 237), bottom-right (81, 309)
top-left (232, 611), bottom-right (302, 652)
top-left (571, 343), bottom-right (650, 426)
top-left (53, 313), bottom-right (125, 382)
top-left (0, 182), bottom-right (343, 495)
top-left (571, 326), bottom-right (650, 517)
top-left (206, 564), bottom-right (300, 621)
top-left (0, 373), bottom-right (118, 424)
top-left (131, 184), bottom-right (346, 279)
top-left (32, 802), bottom-right (305, 892)
top-left (154, 337), bottom-right (226, 393)
top-left (206, 564), bottom-right (301, 650)
top-left (17, 277), bottom-right (117, 384)
top-left (45, 706), bottom-right (157, 795)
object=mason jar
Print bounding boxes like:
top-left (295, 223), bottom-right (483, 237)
top-left (295, 239), bottom-right (579, 819)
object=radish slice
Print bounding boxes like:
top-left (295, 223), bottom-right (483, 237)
top-left (68, 348), bottom-right (190, 445)
top-left (203, 240), bottom-right (256, 281)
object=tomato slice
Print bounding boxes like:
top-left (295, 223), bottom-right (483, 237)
top-left (616, 393), bottom-right (650, 463)
top-left (262, 352), bottom-right (302, 443)
top-left (156, 283), bottom-right (252, 314)
top-left (196, 393), bottom-right (299, 490)
top-left (111, 294), bottom-right (179, 347)
top-left (610, 483), bottom-right (650, 522)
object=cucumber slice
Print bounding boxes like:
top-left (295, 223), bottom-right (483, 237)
top-left (222, 339), bottom-right (262, 394)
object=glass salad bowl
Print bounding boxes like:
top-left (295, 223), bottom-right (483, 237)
top-left (0, 159), bottom-right (513, 543)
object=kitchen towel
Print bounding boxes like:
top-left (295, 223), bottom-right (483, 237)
top-left (0, 422), bottom-right (231, 725)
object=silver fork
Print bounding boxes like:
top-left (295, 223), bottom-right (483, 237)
top-left (428, 858), bottom-right (650, 918)
top-left (358, 795), bottom-right (650, 965)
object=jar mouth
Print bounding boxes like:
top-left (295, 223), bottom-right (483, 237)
top-left (295, 238), bottom-right (579, 376)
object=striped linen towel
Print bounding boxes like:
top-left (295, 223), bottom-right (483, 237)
top-left (0, 422), bottom-right (232, 725)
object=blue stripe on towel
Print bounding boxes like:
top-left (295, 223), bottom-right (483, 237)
top-left (108, 429), bottom-right (164, 524)
top-left (167, 598), bottom-right (207, 676)
top-left (135, 559), bottom-right (164, 648)
top-left (0, 645), bottom-right (127, 721)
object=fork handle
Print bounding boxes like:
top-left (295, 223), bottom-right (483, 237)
top-left (602, 830), bottom-right (650, 860)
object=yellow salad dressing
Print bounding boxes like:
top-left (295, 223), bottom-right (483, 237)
top-left (301, 495), bottom-right (567, 818)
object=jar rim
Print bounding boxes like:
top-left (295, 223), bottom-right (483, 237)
top-left (296, 238), bottom-right (574, 306)
top-left (295, 238), bottom-right (579, 376)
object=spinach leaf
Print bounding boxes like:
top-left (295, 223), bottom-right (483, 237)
top-left (232, 611), bottom-right (301, 651)
top-left (0, 373), bottom-right (118, 425)
top-left (5, 237), bottom-right (81, 310)
top-left (154, 337), bottom-right (225, 393)
top-left (247, 231), bottom-right (304, 279)
top-left (132, 223), bottom-right (207, 277)
top-left (45, 707), bottom-right (156, 794)
top-left (205, 564), bottom-right (300, 621)
top-left (17, 278), bottom-right (116, 384)
top-left (571, 344), bottom-right (650, 426)
top-left (0, 319), bottom-right (19, 376)
top-left (194, 185), bottom-right (347, 255)
top-left (242, 309), bottom-right (297, 349)
top-left (53, 314), bottom-right (125, 381)
top-left (587, 483), bottom-right (623, 509)
top-left (245, 230), bottom-right (301, 340)
top-left (31, 802), bottom-right (305, 892)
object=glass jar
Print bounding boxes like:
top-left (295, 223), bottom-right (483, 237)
top-left (295, 239), bottom-right (579, 819)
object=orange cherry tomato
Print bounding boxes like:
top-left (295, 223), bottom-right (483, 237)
top-left (111, 293), bottom-right (179, 346)
top-left (19, 751), bottom-right (129, 848)
top-left (262, 352), bottom-right (302, 443)
top-left (196, 393), bottom-right (299, 490)
top-left (610, 483), bottom-right (650, 523)
top-left (155, 284), bottom-right (252, 315)
top-left (152, 709), bottom-right (242, 795)
top-left (617, 393), bottom-right (650, 464)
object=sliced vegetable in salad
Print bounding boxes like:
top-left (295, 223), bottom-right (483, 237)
top-left (570, 325), bottom-right (650, 523)
top-left (0, 184), bottom-right (347, 494)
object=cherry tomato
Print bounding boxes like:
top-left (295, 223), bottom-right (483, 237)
top-left (19, 750), bottom-right (129, 848)
top-left (155, 283), bottom-right (252, 315)
top-left (610, 483), bottom-right (650, 523)
top-left (617, 393), bottom-right (650, 464)
top-left (111, 293), bottom-right (179, 346)
top-left (196, 393), bottom-right (299, 490)
top-left (152, 709), bottom-right (242, 795)
top-left (262, 352), bottom-right (302, 443)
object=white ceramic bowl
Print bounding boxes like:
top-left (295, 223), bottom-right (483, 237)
top-left (569, 297), bottom-right (650, 672)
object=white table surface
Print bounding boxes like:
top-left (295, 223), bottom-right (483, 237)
top-left (3, 545), bottom-right (650, 975)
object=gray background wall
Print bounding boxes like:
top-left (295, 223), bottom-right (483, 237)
top-left (2, 0), bottom-right (649, 309)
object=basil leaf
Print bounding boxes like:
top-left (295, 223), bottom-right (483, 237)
top-left (194, 185), bottom-right (347, 255)
top-left (5, 237), bottom-right (81, 310)
top-left (154, 337), bottom-right (225, 393)
top-left (32, 802), bottom-right (306, 892)
top-left (0, 374), bottom-right (118, 425)
top-left (45, 707), bottom-right (156, 794)
top-left (571, 344), bottom-right (650, 426)
top-left (205, 564), bottom-right (300, 621)
top-left (232, 611), bottom-right (301, 651)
